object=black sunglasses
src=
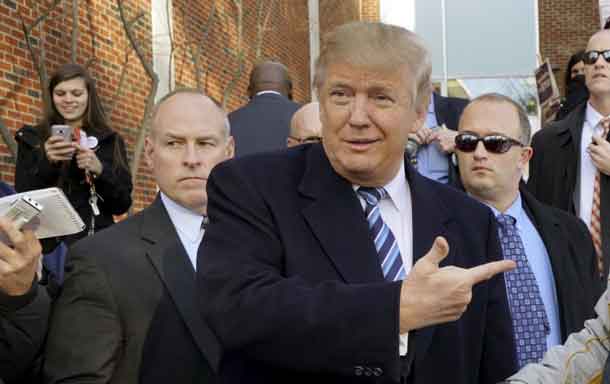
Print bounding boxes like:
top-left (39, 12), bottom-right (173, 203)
top-left (455, 133), bottom-right (524, 154)
top-left (583, 50), bottom-right (610, 65)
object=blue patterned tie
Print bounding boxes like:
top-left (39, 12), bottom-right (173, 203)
top-left (358, 187), bottom-right (405, 281)
top-left (496, 214), bottom-right (550, 368)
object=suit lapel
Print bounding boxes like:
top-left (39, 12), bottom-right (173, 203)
top-left (558, 104), bottom-right (586, 213)
top-left (300, 147), bottom-right (454, 361)
top-left (299, 145), bottom-right (383, 283)
top-left (519, 187), bottom-right (571, 337)
top-left (142, 197), bottom-right (221, 372)
top-left (406, 162), bottom-right (454, 365)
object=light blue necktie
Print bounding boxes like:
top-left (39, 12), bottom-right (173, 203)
top-left (497, 213), bottom-right (550, 368)
top-left (358, 187), bottom-right (405, 281)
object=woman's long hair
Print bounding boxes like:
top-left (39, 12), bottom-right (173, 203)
top-left (564, 50), bottom-right (585, 91)
top-left (36, 63), bottom-right (129, 174)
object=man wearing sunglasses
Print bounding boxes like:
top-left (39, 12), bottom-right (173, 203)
top-left (456, 93), bottom-right (602, 370)
top-left (528, 30), bottom-right (610, 280)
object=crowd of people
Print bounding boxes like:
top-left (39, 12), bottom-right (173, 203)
top-left (2, 18), bottom-right (610, 384)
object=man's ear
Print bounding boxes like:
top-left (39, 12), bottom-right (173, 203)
top-left (520, 146), bottom-right (533, 167)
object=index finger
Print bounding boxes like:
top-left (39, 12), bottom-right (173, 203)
top-left (467, 259), bottom-right (516, 286)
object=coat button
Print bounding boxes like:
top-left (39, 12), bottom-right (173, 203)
top-left (354, 366), bottom-right (364, 376)
top-left (373, 367), bottom-right (383, 376)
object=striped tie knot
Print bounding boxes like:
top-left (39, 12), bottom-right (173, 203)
top-left (496, 213), bottom-right (516, 228)
top-left (357, 187), bottom-right (387, 206)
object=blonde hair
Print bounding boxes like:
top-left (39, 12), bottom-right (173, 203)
top-left (313, 21), bottom-right (432, 111)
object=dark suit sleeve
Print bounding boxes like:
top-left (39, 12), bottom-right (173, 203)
top-left (43, 244), bottom-right (122, 383)
top-left (0, 282), bottom-right (50, 383)
top-left (570, 216), bottom-right (603, 302)
top-left (198, 161), bottom-right (403, 380)
top-left (480, 212), bottom-right (518, 383)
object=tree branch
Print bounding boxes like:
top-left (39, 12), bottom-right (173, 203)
top-left (117, 0), bottom-right (159, 195)
top-left (255, 0), bottom-right (275, 60)
top-left (223, 0), bottom-right (245, 108)
top-left (28, 0), bottom-right (63, 34)
top-left (166, 0), bottom-right (174, 91)
top-left (106, 49), bottom-right (130, 116)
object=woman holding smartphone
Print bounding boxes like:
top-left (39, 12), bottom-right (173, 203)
top-left (14, 63), bottom-right (132, 251)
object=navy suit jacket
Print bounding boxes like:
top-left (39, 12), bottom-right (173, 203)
top-left (228, 93), bottom-right (300, 157)
top-left (197, 144), bottom-right (517, 383)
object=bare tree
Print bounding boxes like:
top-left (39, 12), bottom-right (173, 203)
top-left (255, 0), bottom-right (275, 60)
top-left (181, 0), bottom-right (216, 89)
top-left (117, 0), bottom-right (159, 190)
top-left (106, 49), bottom-right (131, 117)
top-left (165, 0), bottom-right (175, 91)
top-left (222, 0), bottom-right (245, 108)
top-left (0, 0), bottom-right (64, 158)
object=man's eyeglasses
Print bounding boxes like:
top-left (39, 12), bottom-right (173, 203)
top-left (455, 133), bottom-right (524, 154)
top-left (583, 50), bottom-right (610, 65)
top-left (288, 135), bottom-right (322, 144)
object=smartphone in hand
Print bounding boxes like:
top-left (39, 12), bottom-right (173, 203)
top-left (51, 124), bottom-right (73, 142)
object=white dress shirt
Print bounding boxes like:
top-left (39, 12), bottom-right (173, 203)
top-left (579, 103), bottom-right (609, 228)
top-left (160, 193), bottom-right (205, 270)
top-left (354, 159), bottom-right (413, 356)
top-left (255, 90), bottom-right (282, 97)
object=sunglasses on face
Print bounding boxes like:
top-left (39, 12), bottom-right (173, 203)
top-left (583, 50), bottom-right (610, 65)
top-left (455, 133), bottom-right (524, 154)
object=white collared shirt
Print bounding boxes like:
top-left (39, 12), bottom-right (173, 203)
top-left (160, 193), bottom-right (204, 270)
top-left (579, 103), bottom-right (609, 228)
top-left (354, 159), bottom-right (413, 356)
top-left (255, 90), bottom-right (282, 97)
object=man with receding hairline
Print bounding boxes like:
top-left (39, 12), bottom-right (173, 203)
top-left (44, 89), bottom-right (234, 383)
top-left (456, 93), bottom-right (601, 369)
top-left (198, 22), bottom-right (516, 384)
top-left (229, 60), bottom-right (300, 157)
top-left (287, 102), bottom-right (322, 147)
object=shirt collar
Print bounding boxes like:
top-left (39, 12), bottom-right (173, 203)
top-left (427, 93), bottom-right (436, 114)
top-left (353, 159), bottom-right (408, 212)
top-left (585, 101), bottom-right (609, 129)
top-left (484, 193), bottom-right (524, 231)
top-left (256, 90), bottom-right (281, 97)
top-left (160, 192), bottom-right (204, 240)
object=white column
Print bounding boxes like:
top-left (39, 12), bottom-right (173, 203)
top-left (151, 0), bottom-right (174, 101)
top-left (308, 0), bottom-right (319, 101)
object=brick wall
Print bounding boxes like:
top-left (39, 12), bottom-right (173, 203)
top-left (0, 0), bottom-right (381, 213)
top-left (319, 0), bottom-right (379, 39)
top-left (538, 0), bottom-right (600, 95)
top-left (170, 0), bottom-right (311, 112)
top-left (0, 0), bottom-right (314, 213)
top-left (360, 0), bottom-right (379, 22)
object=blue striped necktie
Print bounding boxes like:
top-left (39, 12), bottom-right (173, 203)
top-left (497, 213), bottom-right (550, 368)
top-left (358, 187), bottom-right (405, 281)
